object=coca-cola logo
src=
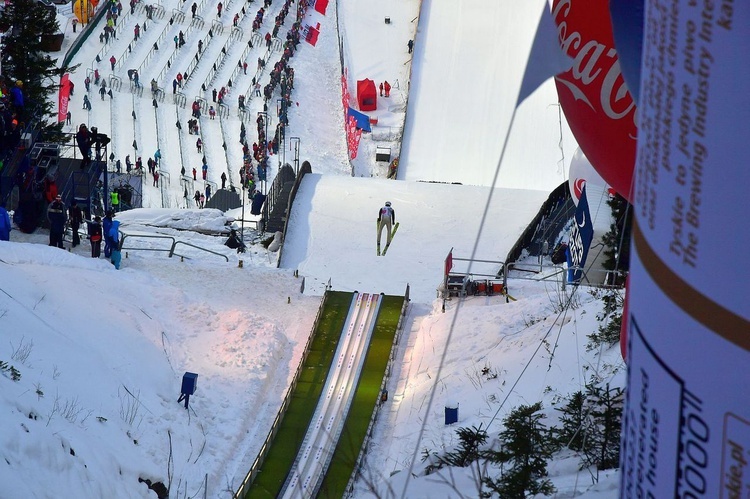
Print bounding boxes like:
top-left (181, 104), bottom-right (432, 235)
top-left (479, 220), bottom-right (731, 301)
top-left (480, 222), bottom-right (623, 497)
top-left (552, 0), bottom-right (637, 201)
top-left (553, 0), bottom-right (635, 122)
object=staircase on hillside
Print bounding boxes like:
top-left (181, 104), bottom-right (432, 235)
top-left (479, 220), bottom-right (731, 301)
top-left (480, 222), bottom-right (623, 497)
top-left (263, 164), bottom-right (296, 233)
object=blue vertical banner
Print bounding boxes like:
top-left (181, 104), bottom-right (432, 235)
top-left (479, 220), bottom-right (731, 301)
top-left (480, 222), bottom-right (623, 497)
top-left (567, 185), bottom-right (594, 283)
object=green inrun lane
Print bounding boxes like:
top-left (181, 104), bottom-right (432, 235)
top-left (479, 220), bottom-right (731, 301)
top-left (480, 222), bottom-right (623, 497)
top-left (244, 291), bottom-right (404, 499)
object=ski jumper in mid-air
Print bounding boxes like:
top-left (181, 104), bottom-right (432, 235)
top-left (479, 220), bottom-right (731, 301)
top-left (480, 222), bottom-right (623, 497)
top-left (377, 201), bottom-right (395, 247)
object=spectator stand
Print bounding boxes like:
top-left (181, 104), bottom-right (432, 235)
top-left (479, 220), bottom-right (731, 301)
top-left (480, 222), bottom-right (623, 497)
top-left (183, 28), bottom-right (214, 85)
top-left (113, 3), bottom-right (166, 75)
top-left (152, 93), bottom-right (173, 209)
top-left (238, 32), bottom-right (263, 118)
top-left (154, 14), bottom-right (199, 88)
top-left (175, 105), bottom-right (189, 180)
top-left (108, 74), bottom-right (123, 160)
top-left (177, 105), bottom-right (194, 208)
top-left (131, 12), bottom-right (173, 79)
top-left (198, 23), bottom-right (233, 93)
top-left (196, 21), bottom-right (240, 187)
top-left (217, 106), bottom-right (235, 189)
top-left (131, 92), bottom-right (143, 163)
top-left (197, 98), bottom-right (224, 195)
top-left (92, 1), bottom-right (137, 70)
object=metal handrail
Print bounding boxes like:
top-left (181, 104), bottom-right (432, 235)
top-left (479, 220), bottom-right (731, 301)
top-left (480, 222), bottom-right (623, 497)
top-left (119, 232), bottom-right (229, 262)
top-left (171, 240), bottom-right (229, 261)
top-left (119, 232), bottom-right (175, 252)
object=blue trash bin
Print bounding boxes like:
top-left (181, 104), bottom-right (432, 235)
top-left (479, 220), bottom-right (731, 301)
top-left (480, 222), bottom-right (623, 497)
top-left (445, 404), bottom-right (458, 425)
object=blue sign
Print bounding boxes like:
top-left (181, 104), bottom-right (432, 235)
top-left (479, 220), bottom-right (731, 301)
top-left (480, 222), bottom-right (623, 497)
top-left (567, 185), bottom-right (594, 283)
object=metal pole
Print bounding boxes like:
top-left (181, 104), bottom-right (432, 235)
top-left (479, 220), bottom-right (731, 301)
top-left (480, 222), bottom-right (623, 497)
top-left (257, 111), bottom-right (269, 192)
top-left (290, 137), bottom-right (300, 175)
top-left (241, 182), bottom-right (245, 244)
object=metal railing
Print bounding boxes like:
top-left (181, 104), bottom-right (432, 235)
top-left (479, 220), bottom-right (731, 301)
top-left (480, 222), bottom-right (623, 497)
top-left (118, 232), bottom-right (228, 261)
top-left (171, 240), bottom-right (228, 261)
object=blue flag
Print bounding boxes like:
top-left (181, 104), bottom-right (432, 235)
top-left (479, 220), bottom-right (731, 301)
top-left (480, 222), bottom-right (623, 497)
top-left (567, 185), bottom-right (594, 283)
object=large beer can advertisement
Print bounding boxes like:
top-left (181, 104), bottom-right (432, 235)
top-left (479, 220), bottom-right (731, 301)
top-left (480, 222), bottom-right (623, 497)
top-left (621, 1), bottom-right (750, 498)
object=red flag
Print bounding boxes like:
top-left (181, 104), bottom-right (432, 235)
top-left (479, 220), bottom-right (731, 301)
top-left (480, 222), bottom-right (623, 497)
top-left (445, 249), bottom-right (453, 277)
top-left (58, 73), bottom-right (72, 123)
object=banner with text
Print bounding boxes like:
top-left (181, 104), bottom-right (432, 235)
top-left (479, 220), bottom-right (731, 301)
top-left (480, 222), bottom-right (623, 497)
top-left (620, 2), bottom-right (749, 498)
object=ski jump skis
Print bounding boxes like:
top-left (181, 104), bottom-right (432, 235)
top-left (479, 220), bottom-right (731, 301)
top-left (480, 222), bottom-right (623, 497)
top-left (380, 222), bottom-right (400, 256)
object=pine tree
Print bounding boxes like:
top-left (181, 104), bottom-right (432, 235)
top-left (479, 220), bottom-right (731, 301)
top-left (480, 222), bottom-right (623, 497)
top-left (438, 424), bottom-right (488, 468)
top-left (554, 390), bottom-right (588, 452)
top-left (582, 382), bottom-right (624, 472)
top-left (484, 402), bottom-right (555, 498)
top-left (587, 289), bottom-right (623, 350)
top-left (0, 0), bottom-right (65, 133)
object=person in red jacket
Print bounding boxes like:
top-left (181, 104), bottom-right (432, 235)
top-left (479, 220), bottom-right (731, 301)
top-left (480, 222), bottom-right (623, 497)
top-left (384, 80), bottom-right (391, 97)
top-left (110, 55), bottom-right (116, 71)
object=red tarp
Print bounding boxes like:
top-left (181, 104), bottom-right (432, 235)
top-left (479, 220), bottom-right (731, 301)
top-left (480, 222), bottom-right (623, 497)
top-left (314, 0), bottom-right (329, 15)
top-left (356, 79), bottom-right (377, 112)
top-left (305, 23), bottom-right (320, 46)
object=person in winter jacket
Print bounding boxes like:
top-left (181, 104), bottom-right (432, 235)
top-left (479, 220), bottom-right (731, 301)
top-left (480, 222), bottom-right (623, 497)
top-left (87, 216), bottom-right (103, 257)
top-left (377, 201), bottom-right (395, 248)
top-left (47, 195), bottom-right (67, 248)
top-left (68, 199), bottom-right (84, 247)
top-left (225, 229), bottom-right (246, 252)
top-left (0, 201), bottom-right (11, 241)
top-left (109, 219), bottom-right (122, 269)
top-left (103, 210), bottom-right (114, 258)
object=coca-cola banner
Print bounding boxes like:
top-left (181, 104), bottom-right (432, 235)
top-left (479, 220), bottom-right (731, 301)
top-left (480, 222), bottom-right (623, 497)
top-left (341, 69), bottom-right (361, 160)
top-left (553, 0), bottom-right (637, 201)
top-left (58, 73), bottom-right (72, 123)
